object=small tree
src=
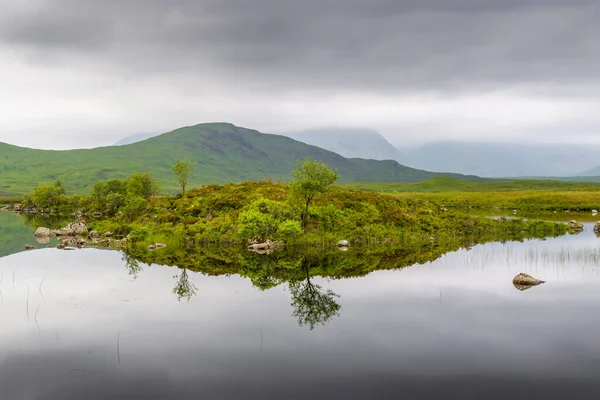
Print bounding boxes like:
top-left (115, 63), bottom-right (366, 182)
top-left (290, 157), bottom-right (338, 227)
top-left (172, 158), bottom-right (196, 196)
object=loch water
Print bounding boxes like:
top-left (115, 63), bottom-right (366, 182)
top-left (1, 212), bottom-right (600, 399)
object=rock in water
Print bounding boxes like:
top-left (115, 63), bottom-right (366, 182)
top-left (512, 272), bottom-right (545, 291)
top-left (594, 222), bottom-right (600, 237)
top-left (34, 227), bottom-right (51, 237)
top-left (567, 220), bottom-right (584, 232)
top-left (24, 244), bottom-right (35, 250)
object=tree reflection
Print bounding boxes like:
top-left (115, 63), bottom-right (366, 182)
top-left (289, 259), bottom-right (341, 330)
top-left (173, 268), bottom-right (198, 302)
top-left (122, 252), bottom-right (142, 279)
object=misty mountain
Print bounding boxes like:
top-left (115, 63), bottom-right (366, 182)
top-left (578, 164), bottom-right (600, 176)
top-left (114, 132), bottom-right (159, 146)
top-left (397, 142), bottom-right (600, 178)
top-left (279, 128), bottom-right (401, 161)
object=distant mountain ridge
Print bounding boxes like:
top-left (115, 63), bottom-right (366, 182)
top-left (111, 128), bottom-right (600, 178)
top-left (0, 123), bottom-right (486, 196)
top-left (279, 128), bottom-right (400, 161)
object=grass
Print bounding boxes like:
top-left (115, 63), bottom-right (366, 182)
top-left (342, 177), bottom-right (600, 211)
top-left (0, 196), bottom-right (21, 205)
top-left (341, 177), bottom-right (600, 193)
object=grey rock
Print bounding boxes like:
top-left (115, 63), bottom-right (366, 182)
top-left (34, 227), bottom-right (52, 237)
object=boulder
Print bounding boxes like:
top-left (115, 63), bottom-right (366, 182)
top-left (567, 220), bottom-right (584, 233)
top-left (68, 221), bottom-right (88, 235)
top-left (89, 230), bottom-right (100, 239)
top-left (104, 231), bottom-right (114, 238)
top-left (34, 227), bottom-right (52, 237)
top-left (440, 206), bottom-right (447, 212)
top-left (148, 244), bottom-right (156, 250)
top-left (512, 273), bottom-right (545, 290)
top-left (594, 222), bottom-right (600, 238)
top-left (336, 240), bottom-right (349, 247)
top-left (155, 243), bottom-right (167, 249)
top-left (92, 212), bottom-right (103, 218)
top-left (57, 244), bottom-right (65, 249)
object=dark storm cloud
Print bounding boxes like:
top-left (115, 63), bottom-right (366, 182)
top-left (2, 0), bottom-right (599, 93)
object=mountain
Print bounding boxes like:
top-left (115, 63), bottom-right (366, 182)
top-left (578, 165), bottom-right (600, 176)
top-left (114, 132), bottom-right (159, 146)
top-left (397, 142), bottom-right (600, 178)
top-left (0, 123), bottom-right (485, 196)
top-left (280, 128), bottom-right (400, 161)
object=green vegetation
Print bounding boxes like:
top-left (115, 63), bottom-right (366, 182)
top-left (171, 158), bottom-right (196, 196)
top-left (0, 122), bottom-right (487, 196)
top-left (290, 157), bottom-right (339, 227)
top-left (342, 177), bottom-right (600, 211)
top-left (342, 177), bottom-right (600, 193)
top-left (12, 160), bottom-right (569, 257)
top-left (0, 196), bottom-right (22, 206)
top-left (82, 180), bottom-right (566, 249)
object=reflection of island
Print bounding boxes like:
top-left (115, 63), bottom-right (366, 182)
top-left (289, 259), bottom-right (340, 330)
top-left (118, 232), bottom-right (557, 326)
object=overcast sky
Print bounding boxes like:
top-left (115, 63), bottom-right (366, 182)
top-left (1, 0), bottom-right (599, 149)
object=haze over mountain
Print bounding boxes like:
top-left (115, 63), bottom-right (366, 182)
top-left (278, 128), bottom-right (400, 161)
top-left (399, 142), bottom-right (600, 178)
top-left (0, 123), bottom-right (484, 196)
top-left (114, 132), bottom-right (159, 146)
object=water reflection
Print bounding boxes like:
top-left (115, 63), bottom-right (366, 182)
top-left (3, 218), bottom-right (600, 398)
top-left (289, 258), bottom-right (341, 330)
top-left (172, 268), bottom-right (198, 302)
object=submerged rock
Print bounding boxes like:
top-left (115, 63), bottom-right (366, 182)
top-left (512, 272), bottom-right (545, 291)
top-left (24, 244), bottom-right (35, 250)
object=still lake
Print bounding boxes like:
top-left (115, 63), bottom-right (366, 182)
top-left (1, 212), bottom-right (600, 399)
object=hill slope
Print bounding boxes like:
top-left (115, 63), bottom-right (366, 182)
top-left (0, 123), bottom-right (484, 195)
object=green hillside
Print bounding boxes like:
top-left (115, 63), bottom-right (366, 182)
top-left (1, 123), bottom-right (484, 195)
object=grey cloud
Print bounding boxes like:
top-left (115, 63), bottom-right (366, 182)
top-left (1, 0), bottom-right (599, 94)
